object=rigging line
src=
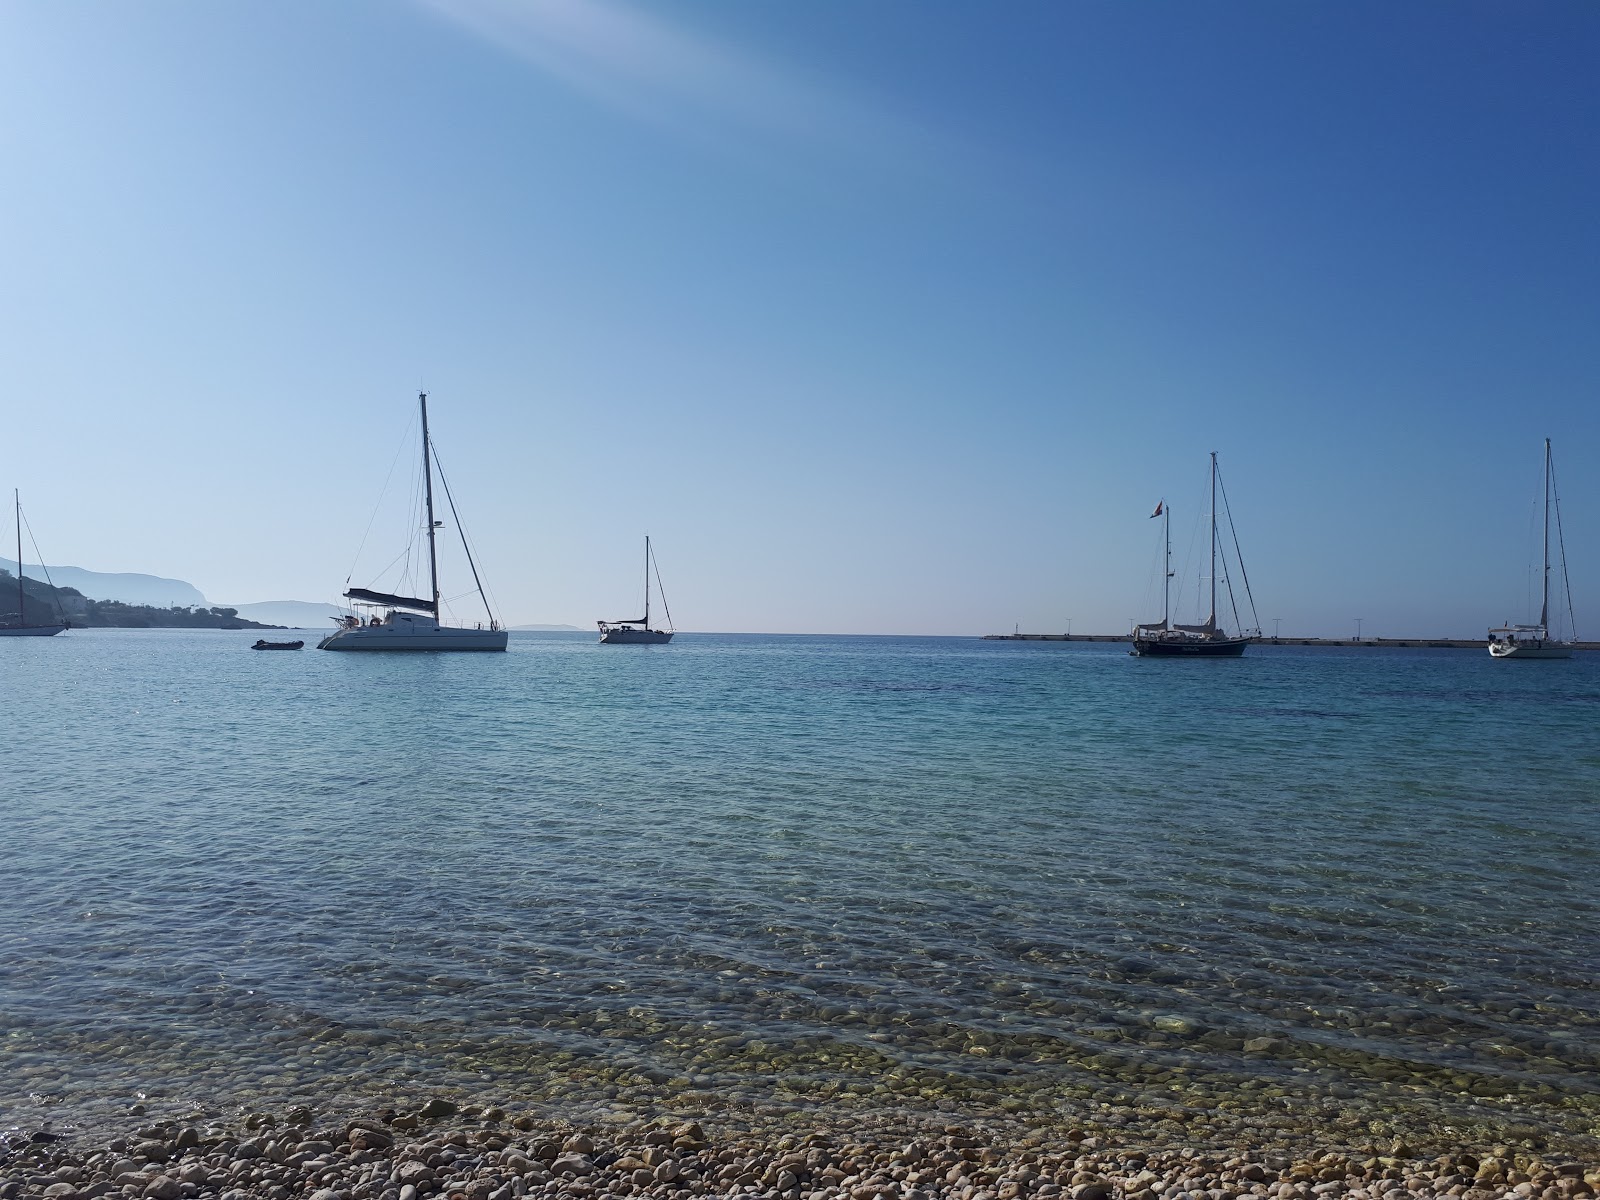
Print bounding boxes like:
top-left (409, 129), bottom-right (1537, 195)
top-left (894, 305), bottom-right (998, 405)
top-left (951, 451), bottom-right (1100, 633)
top-left (1216, 468), bottom-right (1261, 632)
top-left (1177, 495), bottom-right (1203, 625)
top-left (429, 445), bottom-right (497, 625)
top-left (18, 505), bottom-right (67, 623)
top-left (346, 413), bottom-right (418, 591)
top-left (1218, 541), bottom-right (1243, 635)
top-left (1550, 456), bottom-right (1579, 639)
top-left (1140, 519), bottom-right (1164, 625)
top-left (367, 544), bottom-right (415, 589)
top-left (650, 541), bottom-right (674, 631)
top-left (402, 427), bottom-right (426, 596)
top-left (430, 445), bottom-right (496, 620)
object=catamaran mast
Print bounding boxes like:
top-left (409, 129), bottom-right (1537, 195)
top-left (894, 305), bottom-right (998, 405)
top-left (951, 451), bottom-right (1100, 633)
top-left (1541, 437), bottom-right (1551, 630)
top-left (420, 392), bottom-right (440, 617)
top-left (1209, 452), bottom-right (1218, 630)
top-left (643, 537), bottom-right (651, 628)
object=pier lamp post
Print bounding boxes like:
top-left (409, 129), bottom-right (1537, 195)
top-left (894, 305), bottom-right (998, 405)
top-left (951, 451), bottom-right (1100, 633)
top-left (1273, 618), bottom-right (1281, 640)
top-left (1066, 618), bottom-right (1072, 639)
top-left (1354, 617), bottom-right (1364, 642)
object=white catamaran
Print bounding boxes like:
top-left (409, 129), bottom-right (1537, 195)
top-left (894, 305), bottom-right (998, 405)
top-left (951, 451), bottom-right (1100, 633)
top-left (598, 536), bottom-right (674, 644)
top-left (1, 491), bottom-right (69, 637)
top-left (1488, 438), bottom-right (1577, 659)
top-left (1131, 452), bottom-right (1260, 658)
top-left (318, 393), bottom-right (507, 652)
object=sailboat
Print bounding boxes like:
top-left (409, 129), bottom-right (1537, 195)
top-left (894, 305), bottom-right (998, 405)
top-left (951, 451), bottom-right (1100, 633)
top-left (317, 393), bottom-right (508, 652)
top-left (1, 491), bottom-right (69, 637)
top-left (1488, 438), bottom-right (1577, 659)
top-left (598, 536), bottom-right (674, 644)
top-left (1131, 452), bottom-right (1259, 657)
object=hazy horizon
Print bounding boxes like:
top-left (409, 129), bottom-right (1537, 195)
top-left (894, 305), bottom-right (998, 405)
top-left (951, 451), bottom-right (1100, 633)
top-left (4, 1), bottom-right (1596, 639)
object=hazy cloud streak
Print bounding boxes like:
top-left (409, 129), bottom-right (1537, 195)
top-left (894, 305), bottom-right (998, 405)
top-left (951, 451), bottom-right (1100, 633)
top-left (416, 0), bottom-right (945, 171)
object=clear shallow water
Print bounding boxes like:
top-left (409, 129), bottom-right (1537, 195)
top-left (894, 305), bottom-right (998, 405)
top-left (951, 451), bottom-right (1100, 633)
top-left (2, 631), bottom-right (1597, 1153)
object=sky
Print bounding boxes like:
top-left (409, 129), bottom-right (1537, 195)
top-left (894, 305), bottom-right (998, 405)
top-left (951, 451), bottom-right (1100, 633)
top-left (2, 0), bottom-right (1597, 637)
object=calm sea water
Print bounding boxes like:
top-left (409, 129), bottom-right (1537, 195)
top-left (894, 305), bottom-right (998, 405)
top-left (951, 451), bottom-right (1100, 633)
top-left (3, 631), bottom-right (1597, 1153)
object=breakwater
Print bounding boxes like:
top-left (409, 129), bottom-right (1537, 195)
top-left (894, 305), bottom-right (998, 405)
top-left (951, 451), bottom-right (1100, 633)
top-left (983, 634), bottom-right (1598, 649)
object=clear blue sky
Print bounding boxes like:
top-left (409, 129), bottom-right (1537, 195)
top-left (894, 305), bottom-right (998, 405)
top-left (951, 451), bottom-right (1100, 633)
top-left (3, 1), bottom-right (1596, 637)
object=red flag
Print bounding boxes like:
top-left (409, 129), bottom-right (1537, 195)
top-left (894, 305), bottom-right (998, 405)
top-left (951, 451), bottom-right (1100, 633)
top-left (1150, 500), bottom-right (1163, 518)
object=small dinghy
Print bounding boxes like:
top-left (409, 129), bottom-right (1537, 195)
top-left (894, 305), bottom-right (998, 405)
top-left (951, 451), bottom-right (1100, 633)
top-left (251, 639), bottom-right (304, 650)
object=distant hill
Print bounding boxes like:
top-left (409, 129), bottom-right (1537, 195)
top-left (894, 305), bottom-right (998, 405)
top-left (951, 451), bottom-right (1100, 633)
top-left (0, 569), bottom-right (276, 629)
top-left (511, 624), bottom-right (584, 632)
top-left (224, 600), bottom-right (345, 629)
top-left (0, 556), bottom-right (207, 607)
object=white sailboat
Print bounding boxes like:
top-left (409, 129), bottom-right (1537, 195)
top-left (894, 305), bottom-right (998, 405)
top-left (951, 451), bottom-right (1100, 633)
top-left (0, 491), bottom-right (69, 637)
top-left (1489, 438), bottom-right (1577, 659)
top-left (318, 393), bottom-right (508, 652)
top-left (1131, 452), bottom-right (1259, 657)
top-left (599, 536), bottom-right (674, 644)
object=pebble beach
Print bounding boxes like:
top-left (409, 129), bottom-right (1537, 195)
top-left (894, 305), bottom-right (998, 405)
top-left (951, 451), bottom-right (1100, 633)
top-left (3, 1098), bottom-right (1596, 1200)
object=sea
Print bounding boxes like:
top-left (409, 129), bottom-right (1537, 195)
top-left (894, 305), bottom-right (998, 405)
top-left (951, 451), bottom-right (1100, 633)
top-left (3, 630), bottom-right (1597, 1156)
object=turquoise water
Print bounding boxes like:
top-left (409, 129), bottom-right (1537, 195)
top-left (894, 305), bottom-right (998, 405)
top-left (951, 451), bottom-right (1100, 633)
top-left (3, 631), bottom-right (1597, 1153)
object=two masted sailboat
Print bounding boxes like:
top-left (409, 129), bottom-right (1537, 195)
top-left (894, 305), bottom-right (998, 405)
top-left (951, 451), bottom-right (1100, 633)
top-left (1132, 452), bottom-right (1260, 657)
top-left (1488, 439), bottom-right (1577, 659)
top-left (318, 393), bottom-right (507, 652)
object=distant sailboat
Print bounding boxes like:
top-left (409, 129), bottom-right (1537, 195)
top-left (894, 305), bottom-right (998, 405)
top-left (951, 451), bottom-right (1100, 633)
top-left (599, 536), bottom-right (674, 644)
top-left (1488, 438), bottom-right (1577, 659)
top-left (318, 393), bottom-right (507, 652)
top-left (0, 491), bottom-right (69, 637)
top-left (1131, 452), bottom-right (1259, 657)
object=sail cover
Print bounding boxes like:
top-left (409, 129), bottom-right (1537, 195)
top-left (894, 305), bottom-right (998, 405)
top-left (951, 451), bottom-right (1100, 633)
top-left (603, 617), bottom-right (646, 626)
top-left (345, 587), bottom-right (437, 613)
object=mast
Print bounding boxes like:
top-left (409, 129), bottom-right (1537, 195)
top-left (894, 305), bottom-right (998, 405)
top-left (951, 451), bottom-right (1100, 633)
top-left (14, 490), bottom-right (22, 624)
top-left (1541, 437), bottom-right (1551, 630)
top-left (420, 392), bottom-right (440, 618)
top-left (1163, 503), bottom-right (1171, 628)
top-left (1208, 452), bottom-right (1218, 631)
top-left (643, 536), bottom-right (651, 628)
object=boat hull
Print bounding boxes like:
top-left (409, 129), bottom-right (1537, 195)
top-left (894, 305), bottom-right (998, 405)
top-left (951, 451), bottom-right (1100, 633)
top-left (0, 624), bottom-right (68, 637)
top-left (599, 627), bottom-right (673, 644)
top-left (318, 624), bottom-right (507, 651)
top-left (1488, 640), bottom-right (1573, 659)
top-left (1131, 635), bottom-right (1250, 657)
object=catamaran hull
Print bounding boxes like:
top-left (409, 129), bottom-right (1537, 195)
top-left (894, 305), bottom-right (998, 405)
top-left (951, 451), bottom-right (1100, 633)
top-left (0, 624), bottom-right (68, 637)
top-left (318, 626), bottom-right (507, 651)
top-left (599, 627), bottom-right (672, 644)
top-left (1488, 641), bottom-right (1573, 659)
top-left (1131, 636), bottom-right (1250, 657)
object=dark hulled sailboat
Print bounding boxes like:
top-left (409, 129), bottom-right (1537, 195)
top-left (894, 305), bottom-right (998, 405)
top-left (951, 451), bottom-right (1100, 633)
top-left (1131, 453), bottom-right (1258, 658)
top-left (599, 536), bottom-right (674, 644)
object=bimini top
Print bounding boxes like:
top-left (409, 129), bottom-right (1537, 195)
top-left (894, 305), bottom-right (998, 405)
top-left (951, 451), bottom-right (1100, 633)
top-left (344, 587), bottom-right (437, 614)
